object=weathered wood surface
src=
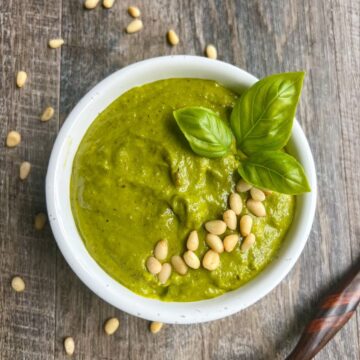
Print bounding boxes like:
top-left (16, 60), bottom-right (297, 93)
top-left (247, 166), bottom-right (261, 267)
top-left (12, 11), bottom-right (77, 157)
top-left (1, 0), bottom-right (359, 359)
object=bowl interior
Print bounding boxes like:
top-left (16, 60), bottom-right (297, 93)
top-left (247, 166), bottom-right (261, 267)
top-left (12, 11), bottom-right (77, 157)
top-left (46, 55), bottom-right (317, 324)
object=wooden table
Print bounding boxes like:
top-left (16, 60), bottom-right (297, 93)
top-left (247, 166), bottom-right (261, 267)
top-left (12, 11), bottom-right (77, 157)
top-left (1, 1), bottom-right (359, 359)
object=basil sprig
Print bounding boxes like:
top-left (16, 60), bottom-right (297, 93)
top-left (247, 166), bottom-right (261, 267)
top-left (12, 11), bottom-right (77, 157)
top-left (173, 107), bottom-right (233, 158)
top-left (173, 72), bottom-right (311, 195)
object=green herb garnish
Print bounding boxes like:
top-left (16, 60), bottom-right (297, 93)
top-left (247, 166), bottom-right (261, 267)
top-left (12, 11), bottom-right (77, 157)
top-left (173, 72), bottom-right (311, 195)
top-left (238, 151), bottom-right (311, 195)
top-left (173, 106), bottom-right (233, 158)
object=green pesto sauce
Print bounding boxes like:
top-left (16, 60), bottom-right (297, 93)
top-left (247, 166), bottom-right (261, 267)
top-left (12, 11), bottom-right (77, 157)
top-left (70, 78), bottom-right (295, 302)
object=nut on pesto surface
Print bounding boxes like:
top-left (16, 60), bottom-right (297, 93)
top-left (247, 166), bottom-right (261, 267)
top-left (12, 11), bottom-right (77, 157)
top-left (70, 78), bottom-right (295, 301)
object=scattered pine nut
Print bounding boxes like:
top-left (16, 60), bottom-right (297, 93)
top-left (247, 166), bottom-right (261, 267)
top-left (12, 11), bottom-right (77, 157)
top-left (158, 263), bottom-right (172, 284)
top-left (64, 337), bottom-right (75, 356)
top-left (103, 0), bottom-right (115, 9)
top-left (247, 199), bottom-right (266, 217)
top-left (171, 255), bottom-right (188, 275)
top-left (205, 233), bottom-right (224, 253)
top-left (223, 234), bottom-right (239, 252)
top-left (229, 193), bottom-right (242, 215)
top-left (104, 317), bottom-right (120, 335)
top-left (16, 71), bottom-right (27, 88)
top-left (186, 230), bottom-right (199, 251)
top-left (126, 19), bottom-right (143, 34)
top-left (205, 44), bottom-right (217, 59)
top-left (146, 256), bottom-right (162, 275)
top-left (19, 161), bottom-right (31, 180)
top-left (167, 30), bottom-right (179, 46)
top-left (41, 106), bottom-right (55, 122)
top-left (34, 212), bottom-right (46, 229)
top-left (250, 188), bottom-right (266, 202)
top-left (183, 251), bottom-right (200, 269)
top-left (202, 250), bottom-right (220, 271)
top-left (204, 220), bottom-right (227, 235)
top-left (223, 209), bottom-right (237, 230)
top-left (154, 239), bottom-right (168, 261)
top-left (11, 276), bottom-right (25, 292)
top-left (240, 215), bottom-right (253, 237)
top-left (128, 6), bottom-right (141, 18)
top-left (84, 0), bottom-right (100, 9)
top-left (150, 321), bottom-right (163, 334)
top-left (6, 131), bottom-right (21, 147)
top-left (48, 38), bottom-right (64, 49)
top-left (241, 233), bottom-right (256, 252)
top-left (34, 212), bottom-right (47, 230)
top-left (236, 179), bottom-right (252, 193)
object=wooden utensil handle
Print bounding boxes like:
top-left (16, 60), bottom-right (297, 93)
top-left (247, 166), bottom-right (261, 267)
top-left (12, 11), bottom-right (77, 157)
top-left (286, 263), bottom-right (360, 360)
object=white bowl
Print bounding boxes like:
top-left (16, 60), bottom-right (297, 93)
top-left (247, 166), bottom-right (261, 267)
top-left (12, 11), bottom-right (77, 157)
top-left (46, 55), bottom-right (317, 324)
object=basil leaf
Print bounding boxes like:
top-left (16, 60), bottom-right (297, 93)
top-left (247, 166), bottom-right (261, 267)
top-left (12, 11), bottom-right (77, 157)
top-left (173, 107), bottom-right (233, 158)
top-left (238, 151), bottom-right (311, 195)
top-left (231, 72), bottom-right (305, 155)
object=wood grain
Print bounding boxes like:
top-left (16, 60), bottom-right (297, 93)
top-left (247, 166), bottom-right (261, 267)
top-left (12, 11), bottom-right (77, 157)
top-left (1, 0), bottom-right (359, 359)
top-left (286, 263), bottom-right (360, 359)
top-left (0, 0), bottom-right (62, 359)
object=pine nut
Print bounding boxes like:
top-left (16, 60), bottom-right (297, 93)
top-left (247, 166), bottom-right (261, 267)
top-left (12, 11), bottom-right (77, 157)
top-left (167, 30), bottom-right (179, 46)
top-left (223, 234), bottom-right (239, 252)
top-left (84, 0), bottom-right (100, 9)
top-left (158, 263), bottom-right (172, 284)
top-left (150, 321), bottom-right (163, 334)
top-left (126, 19), bottom-right (143, 33)
top-left (41, 106), bottom-right (55, 122)
top-left (223, 209), bottom-right (237, 230)
top-left (146, 256), bottom-right (162, 275)
top-left (205, 220), bottom-right (226, 235)
top-left (229, 193), bottom-right (242, 215)
top-left (250, 188), bottom-right (266, 202)
top-left (186, 230), bottom-right (199, 251)
top-left (263, 188), bottom-right (273, 195)
top-left (19, 161), bottom-right (31, 180)
top-left (241, 233), bottom-right (256, 251)
top-left (104, 317), bottom-right (120, 335)
top-left (205, 233), bottom-right (224, 253)
top-left (64, 337), bottom-right (75, 355)
top-left (171, 255), bottom-right (188, 275)
top-left (11, 276), bottom-right (25, 292)
top-left (103, 0), bottom-right (115, 9)
top-left (236, 179), bottom-right (252, 192)
top-left (6, 131), bottom-right (21, 147)
top-left (247, 199), bottom-right (266, 217)
top-left (240, 215), bottom-right (253, 236)
top-left (202, 250), bottom-right (220, 271)
top-left (48, 38), bottom-right (64, 49)
top-left (154, 239), bottom-right (168, 261)
top-left (34, 212), bottom-right (47, 230)
top-left (128, 6), bottom-right (141, 18)
top-left (183, 251), bottom-right (200, 269)
top-left (205, 44), bottom-right (217, 59)
top-left (16, 71), bottom-right (27, 88)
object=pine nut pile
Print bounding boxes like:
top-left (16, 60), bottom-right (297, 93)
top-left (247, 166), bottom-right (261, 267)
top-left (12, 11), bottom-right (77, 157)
top-left (146, 178), bottom-right (270, 276)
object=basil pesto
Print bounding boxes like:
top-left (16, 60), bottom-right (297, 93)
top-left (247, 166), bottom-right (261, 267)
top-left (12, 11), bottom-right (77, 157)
top-left (70, 78), bottom-right (295, 302)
